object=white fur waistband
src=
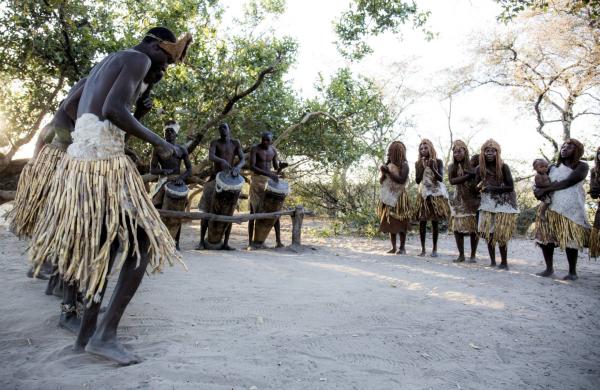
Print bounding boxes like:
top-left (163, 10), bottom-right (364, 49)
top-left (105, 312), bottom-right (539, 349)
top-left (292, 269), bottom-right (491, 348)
top-left (67, 113), bottom-right (125, 159)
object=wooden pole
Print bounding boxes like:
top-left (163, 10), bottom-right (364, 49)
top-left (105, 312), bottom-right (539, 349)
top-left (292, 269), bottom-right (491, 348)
top-left (291, 205), bottom-right (305, 247)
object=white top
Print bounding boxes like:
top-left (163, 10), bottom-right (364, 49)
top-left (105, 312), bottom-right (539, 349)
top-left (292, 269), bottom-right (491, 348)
top-left (419, 166), bottom-right (448, 199)
top-left (548, 163), bottom-right (589, 228)
top-left (68, 113), bottom-right (125, 159)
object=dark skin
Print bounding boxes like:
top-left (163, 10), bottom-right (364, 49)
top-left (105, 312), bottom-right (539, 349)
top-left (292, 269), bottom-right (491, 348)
top-left (379, 151), bottom-right (409, 254)
top-left (248, 133), bottom-right (284, 248)
top-left (150, 126), bottom-right (192, 250)
top-left (72, 37), bottom-right (180, 365)
top-left (196, 124), bottom-right (245, 250)
top-left (590, 149), bottom-right (600, 199)
top-left (415, 143), bottom-right (444, 257)
top-left (29, 74), bottom-right (156, 333)
top-left (448, 147), bottom-right (479, 263)
top-left (534, 142), bottom-right (589, 280)
top-left (474, 147), bottom-right (515, 269)
top-left (45, 68), bottom-right (158, 333)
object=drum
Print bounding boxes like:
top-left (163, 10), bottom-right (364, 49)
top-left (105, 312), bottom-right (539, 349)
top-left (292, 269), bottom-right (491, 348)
top-left (205, 171), bottom-right (245, 249)
top-left (252, 178), bottom-right (289, 245)
top-left (162, 181), bottom-right (189, 239)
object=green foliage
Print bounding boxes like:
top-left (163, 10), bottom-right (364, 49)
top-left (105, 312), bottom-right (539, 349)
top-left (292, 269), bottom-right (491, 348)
top-left (334, 0), bottom-right (432, 60)
top-left (496, 0), bottom-right (600, 25)
top-left (0, 0), bottom-right (120, 148)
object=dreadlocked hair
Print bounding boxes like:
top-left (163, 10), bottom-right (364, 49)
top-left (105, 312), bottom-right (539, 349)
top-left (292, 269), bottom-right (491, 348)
top-left (451, 140), bottom-right (471, 176)
top-left (557, 138), bottom-right (585, 167)
top-left (416, 138), bottom-right (437, 169)
top-left (387, 141), bottom-right (407, 166)
top-left (479, 139), bottom-right (503, 183)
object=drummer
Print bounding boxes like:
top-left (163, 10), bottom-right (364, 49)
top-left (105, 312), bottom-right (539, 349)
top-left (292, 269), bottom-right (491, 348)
top-left (150, 120), bottom-right (192, 249)
top-left (248, 131), bottom-right (286, 248)
top-left (196, 123), bottom-right (245, 250)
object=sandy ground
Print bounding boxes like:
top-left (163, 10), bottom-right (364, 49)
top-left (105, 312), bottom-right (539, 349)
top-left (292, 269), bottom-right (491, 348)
top-left (1, 213), bottom-right (599, 390)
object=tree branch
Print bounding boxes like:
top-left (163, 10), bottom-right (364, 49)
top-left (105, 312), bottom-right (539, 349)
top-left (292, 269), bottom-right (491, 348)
top-left (186, 57), bottom-right (282, 155)
top-left (273, 111), bottom-right (339, 148)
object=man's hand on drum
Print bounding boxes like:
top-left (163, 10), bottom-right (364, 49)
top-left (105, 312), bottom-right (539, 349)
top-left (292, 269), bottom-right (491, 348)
top-left (174, 177), bottom-right (185, 186)
top-left (270, 172), bottom-right (279, 182)
top-left (231, 166), bottom-right (240, 177)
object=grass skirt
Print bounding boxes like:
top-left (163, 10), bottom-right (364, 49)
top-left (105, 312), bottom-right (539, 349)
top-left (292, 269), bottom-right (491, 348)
top-left (414, 195), bottom-right (450, 221)
top-left (8, 144), bottom-right (65, 238)
top-left (29, 154), bottom-right (184, 302)
top-left (378, 192), bottom-right (411, 233)
top-left (540, 209), bottom-right (590, 250)
top-left (478, 211), bottom-right (517, 246)
top-left (451, 215), bottom-right (477, 234)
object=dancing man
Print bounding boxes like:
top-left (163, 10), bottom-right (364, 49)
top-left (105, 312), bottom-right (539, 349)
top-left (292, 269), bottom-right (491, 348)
top-left (29, 27), bottom-right (191, 364)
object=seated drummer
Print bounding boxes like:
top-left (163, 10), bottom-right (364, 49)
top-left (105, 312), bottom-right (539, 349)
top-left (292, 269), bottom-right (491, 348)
top-left (150, 120), bottom-right (192, 249)
top-left (248, 131), bottom-right (287, 248)
top-left (196, 123), bottom-right (245, 250)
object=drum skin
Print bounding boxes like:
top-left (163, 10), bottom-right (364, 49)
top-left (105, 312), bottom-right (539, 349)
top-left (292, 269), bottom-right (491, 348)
top-left (162, 182), bottom-right (189, 239)
top-left (252, 181), bottom-right (288, 245)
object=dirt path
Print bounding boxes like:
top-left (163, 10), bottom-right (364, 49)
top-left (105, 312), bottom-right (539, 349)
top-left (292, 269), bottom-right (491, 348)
top-left (1, 216), bottom-right (599, 389)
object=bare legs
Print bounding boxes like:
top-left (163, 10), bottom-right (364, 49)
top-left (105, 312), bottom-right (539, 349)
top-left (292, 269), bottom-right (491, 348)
top-left (387, 233), bottom-right (397, 254)
top-left (485, 234), bottom-right (508, 269)
top-left (419, 221), bottom-right (438, 257)
top-left (454, 232), bottom-right (479, 263)
top-left (537, 244), bottom-right (578, 280)
top-left (453, 233), bottom-right (465, 262)
top-left (59, 283), bottom-right (81, 333)
top-left (386, 233), bottom-right (406, 254)
top-left (77, 228), bottom-right (151, 365)
top-left (469, 233), bottom-right (478, 262)
top-left (274, 219), bottom-right (283, 248)
top-left (537, 244), bottom-right (555, 277)
top-left (195, 220), bottom-right (208, 250)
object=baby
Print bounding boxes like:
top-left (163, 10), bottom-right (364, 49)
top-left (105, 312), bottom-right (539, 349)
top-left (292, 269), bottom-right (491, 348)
top-left (533, 158), bottom-right (551, 221)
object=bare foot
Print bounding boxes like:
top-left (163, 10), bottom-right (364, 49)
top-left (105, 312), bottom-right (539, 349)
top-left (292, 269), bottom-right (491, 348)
top-left (396, 248), bottom-right (406, 255)
top-left (194, 242), bottom-right (206, 250)
top-left (386, 248), bottom-right (396, 254)
top-left (59, 312), bottom-right (81, 334)
top-left (247, 243), bottom-right (266, 251)
top-left (498, 263), bottom-right (509, 270)
top-left (467, 256), bottom-right (477, 263)
top-left (221, 244), bottom-right (236, 251)
top-left (276, 242), bottom-right (285, 248)
top-left (536, 269), bottom-right (554, 277)
top-left (418, 251), bottom-right (426, 257)
top-left (85, 337), bottom-right (140, 366)
top-left (488, 262), bottom-right (497, 267)
top-left (562, 273), bottom-right (578, 281)
top-left (453, 256), bottom-right (465, 263)
top-left (430, 251), bottom-right (438, 258)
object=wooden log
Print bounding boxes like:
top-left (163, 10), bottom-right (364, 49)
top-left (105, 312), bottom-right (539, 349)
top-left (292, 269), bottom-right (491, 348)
top-left (291, 205), bottom-right (305, 247)
top-left (157, 208), bottom-right (314, 223)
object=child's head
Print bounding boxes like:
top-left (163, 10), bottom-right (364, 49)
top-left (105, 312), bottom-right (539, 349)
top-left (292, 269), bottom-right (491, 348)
top-left (470, 154), bottom-right (479, 167)
top-left (533, 158), bottom-right (549, 174)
